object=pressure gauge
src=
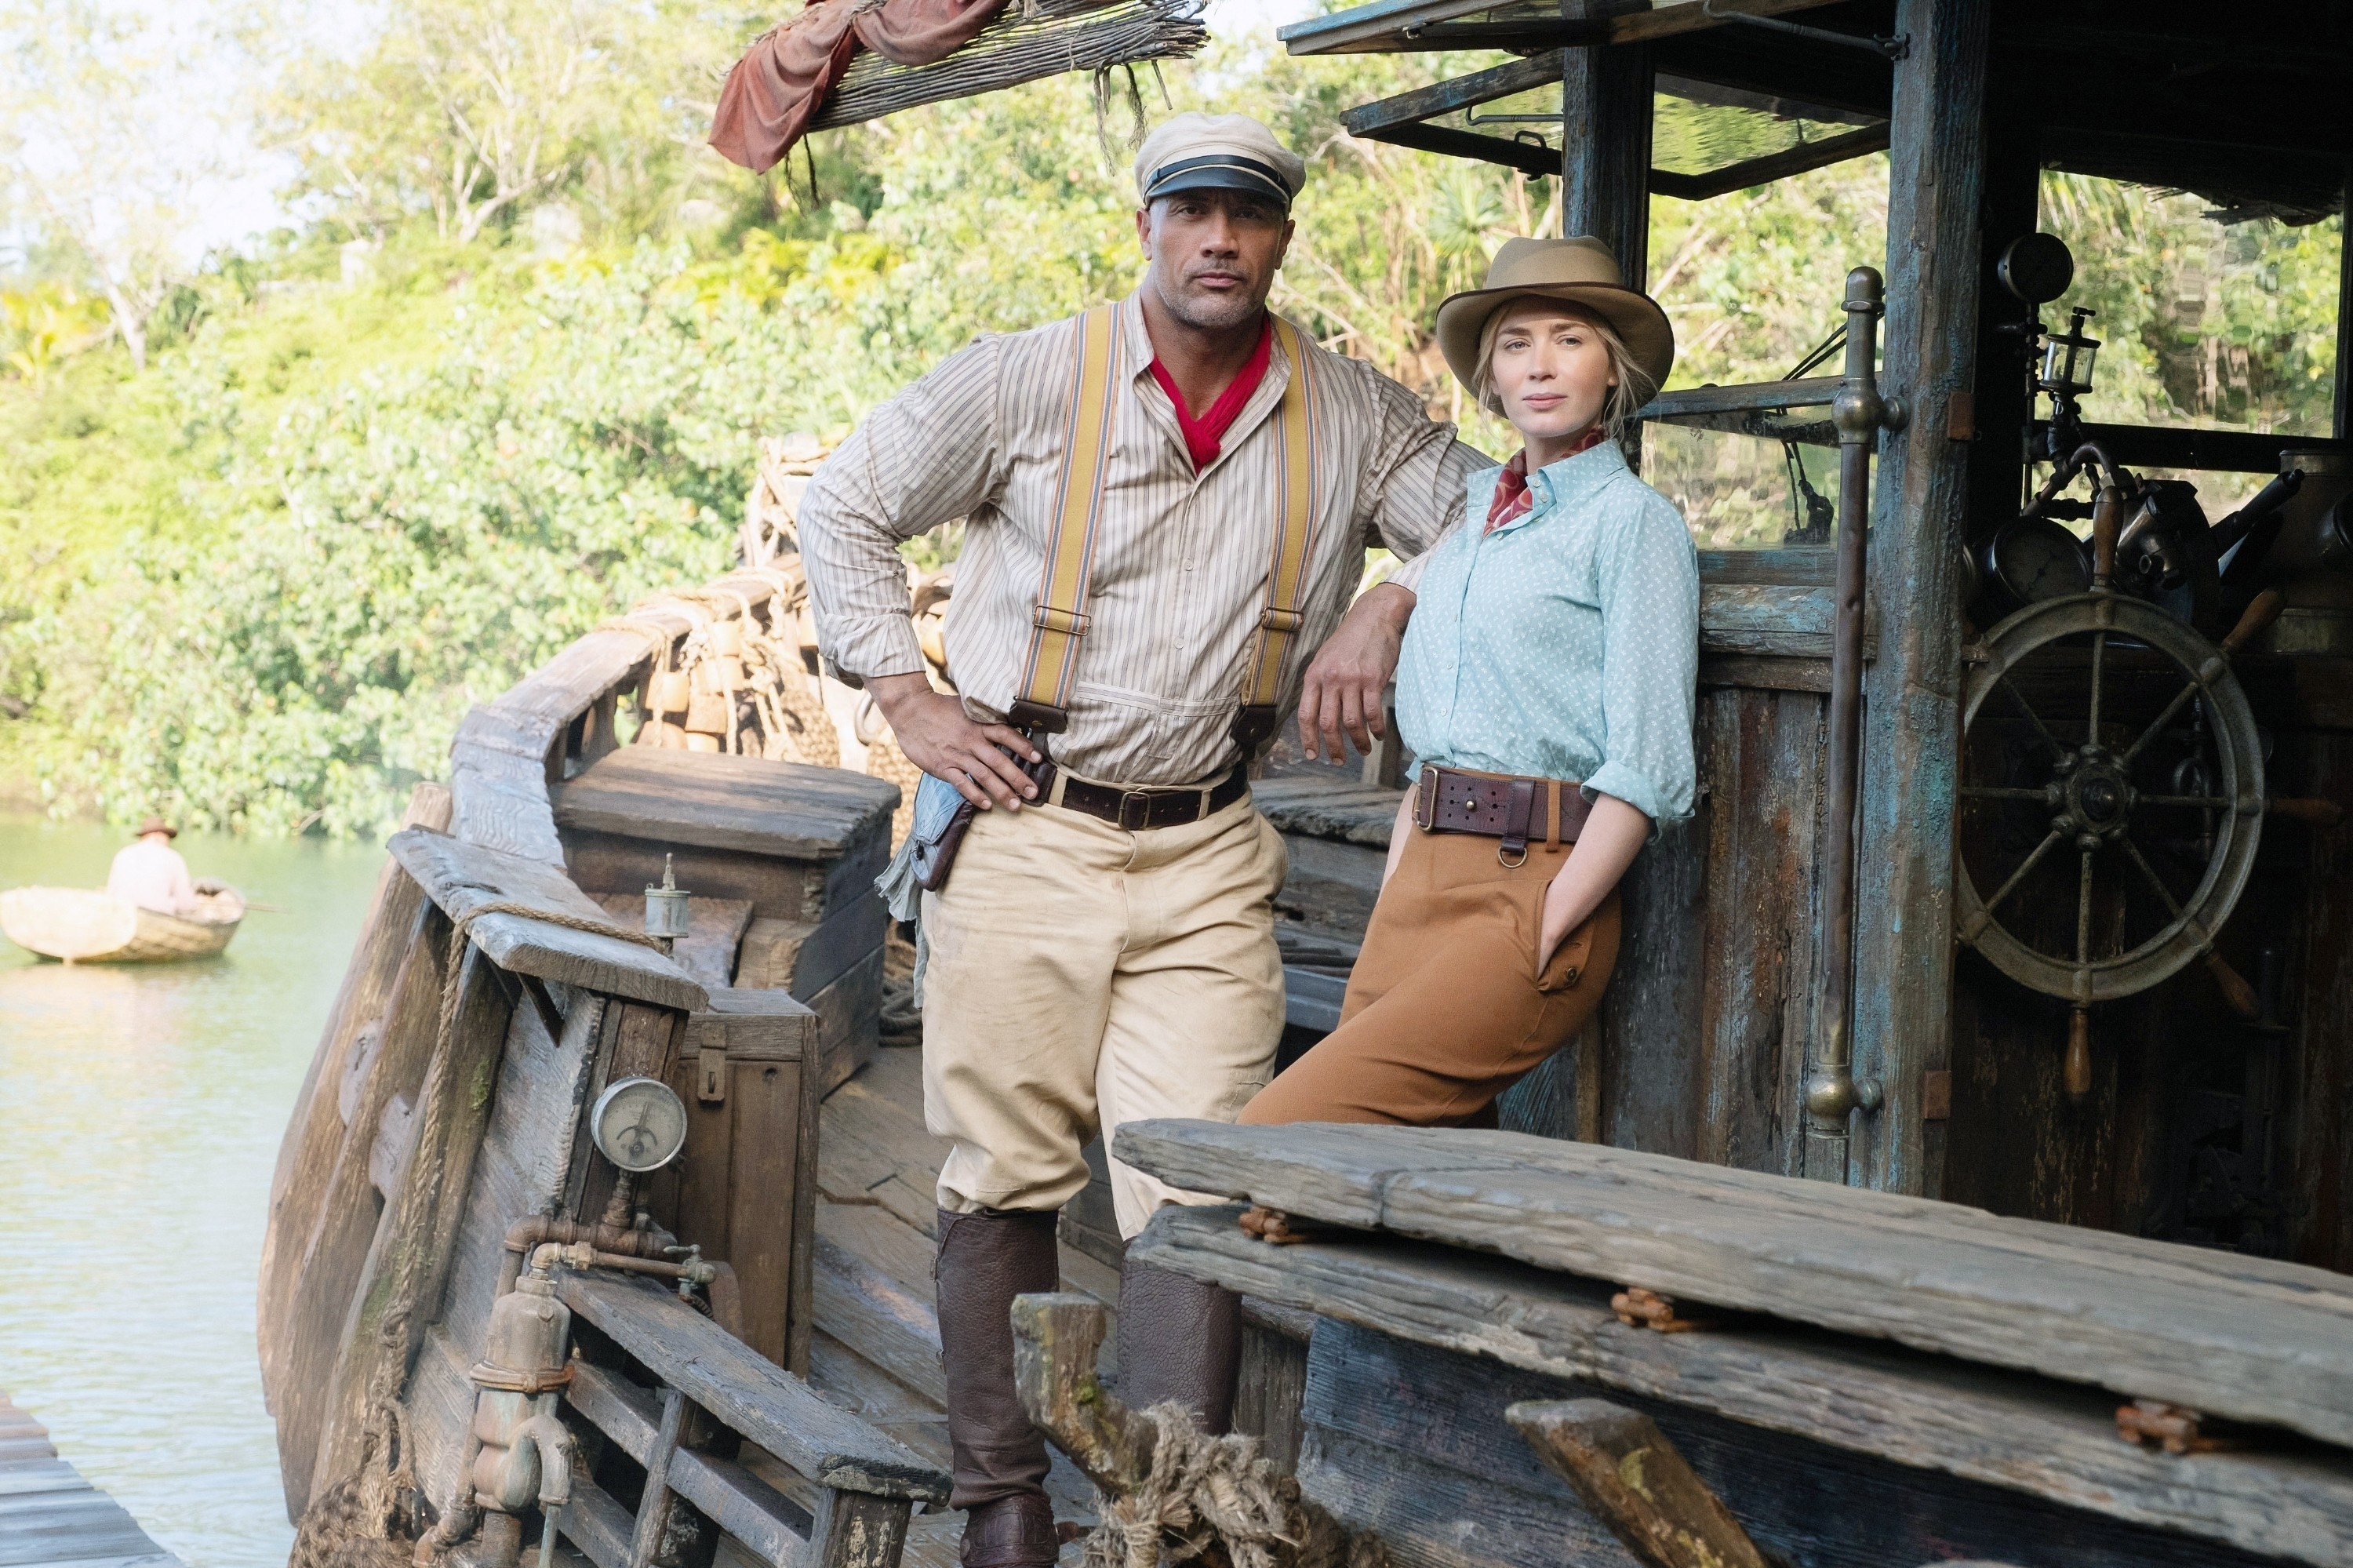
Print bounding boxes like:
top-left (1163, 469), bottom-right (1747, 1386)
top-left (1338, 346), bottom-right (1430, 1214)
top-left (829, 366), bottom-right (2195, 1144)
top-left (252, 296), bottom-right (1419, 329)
top-left (590, 1076), bottom-right (688, 1173)
top-left (1980, 516), bottom-right (2090, 617)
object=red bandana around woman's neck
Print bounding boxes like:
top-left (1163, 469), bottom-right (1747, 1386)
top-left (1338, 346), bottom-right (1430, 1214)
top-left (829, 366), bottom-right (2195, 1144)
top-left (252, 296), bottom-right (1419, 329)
top-left (1150, 317), bottom-right (1275, 471)
top-left (1485, 428), bottom-right (1608, 533)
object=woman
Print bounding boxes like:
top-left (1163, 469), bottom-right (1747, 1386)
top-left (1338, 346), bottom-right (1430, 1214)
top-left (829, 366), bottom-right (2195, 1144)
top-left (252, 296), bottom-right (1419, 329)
top-left (1242, 236), bottom-right (1698, 1130)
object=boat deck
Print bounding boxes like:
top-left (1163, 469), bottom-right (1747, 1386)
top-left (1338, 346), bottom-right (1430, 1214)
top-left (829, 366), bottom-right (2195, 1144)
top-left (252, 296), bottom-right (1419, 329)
top-left (0, 1393), bottom-right (180, 1568)
top-left (750, 1042), bottom-right (1115, 1568)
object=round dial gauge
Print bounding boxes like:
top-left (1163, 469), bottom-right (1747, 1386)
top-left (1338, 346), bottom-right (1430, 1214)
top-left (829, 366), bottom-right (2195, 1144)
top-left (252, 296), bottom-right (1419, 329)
top-left (591, 1076), bottom-right (688, 1173)
top-left (1988, 516), bottom-right (2090, 607)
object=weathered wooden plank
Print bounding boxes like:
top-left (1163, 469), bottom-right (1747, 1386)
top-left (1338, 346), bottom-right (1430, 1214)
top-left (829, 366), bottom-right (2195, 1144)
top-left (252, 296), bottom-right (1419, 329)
top-left (569, 1359), bottom-right (815, 1566)
top-left (1847, 0), bottom-right (1987, 1192)
top-left (261, 783), bottom-right (451, 1429)
top-left (565, 831), bottom-right (870, 929)
top-left (1692, 688), bottom-right (1822, 1177)
top-left (552, 748), bottom-right (899, 861)
top-left (1115, 1122), bottom-right (2353, 1450)
top-left (0, 1396), bottom-right (180, 1568)
top-left (1507, 1400), bottom-right (1769, 1568)
top-left (1698, 583), bottom-right (1878, 660)
top-left (736, 897), bottom-right (889, 1004)
top-left (593, 891), bottom-right (755, 991)
top-left (1234, 1315), bottom-right (1310, 1476)
top-left (1560, 2), bottom-right (1652, 313)
top-left (558, 1272), bottom-right (948, 1501)
top-left (1130, 1207), bottom-right (2353, 1565)
top-left (806, 1488), bottom-right (915, 1568)
top-left (814, 1238), bottom-right (947, 1406)
top-left (1250, 777), bottom-right (1404, 846)
top-left (560, 1472), bottom-right (640, 1568)
top-left (806, 947), bottom-right (885, 1095)
top-left (278, 911), bottom-right (454, 1511)
top-left (1302, 1318), bottom-right (2276, 1568)
top-left (387, 827), bottom-right (705, 1012)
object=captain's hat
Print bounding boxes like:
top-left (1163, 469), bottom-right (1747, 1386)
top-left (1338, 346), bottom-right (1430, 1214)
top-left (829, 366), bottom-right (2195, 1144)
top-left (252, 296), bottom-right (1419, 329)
top-left (1134, 113), bottom-right (1306, 210)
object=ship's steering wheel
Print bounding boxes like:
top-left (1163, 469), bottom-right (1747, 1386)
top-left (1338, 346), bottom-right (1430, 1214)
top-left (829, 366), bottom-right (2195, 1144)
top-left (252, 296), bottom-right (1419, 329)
top-left (1955, 452), bottom-right (2279, 1097)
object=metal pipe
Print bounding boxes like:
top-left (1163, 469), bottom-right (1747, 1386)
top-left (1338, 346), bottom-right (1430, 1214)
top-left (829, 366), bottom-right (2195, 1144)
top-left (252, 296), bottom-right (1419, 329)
top-left (1806, 266), bottom-right (1894, 1141)
top-left (498, 1214), bottom-right (675, 1297)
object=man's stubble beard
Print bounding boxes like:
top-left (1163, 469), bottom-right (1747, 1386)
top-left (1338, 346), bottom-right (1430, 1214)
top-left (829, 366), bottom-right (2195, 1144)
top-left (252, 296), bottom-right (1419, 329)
top-left (1148, 263), bottom-right (1271, 334)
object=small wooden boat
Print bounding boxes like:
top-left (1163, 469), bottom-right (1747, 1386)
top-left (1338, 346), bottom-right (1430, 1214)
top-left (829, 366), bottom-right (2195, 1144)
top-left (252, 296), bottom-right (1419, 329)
top-left (0, 883), bottom-right (245, 963)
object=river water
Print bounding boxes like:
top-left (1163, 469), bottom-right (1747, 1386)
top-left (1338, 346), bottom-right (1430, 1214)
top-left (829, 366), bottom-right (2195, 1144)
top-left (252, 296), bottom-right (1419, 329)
top-left (0, 817), bottom-right (384, 1567)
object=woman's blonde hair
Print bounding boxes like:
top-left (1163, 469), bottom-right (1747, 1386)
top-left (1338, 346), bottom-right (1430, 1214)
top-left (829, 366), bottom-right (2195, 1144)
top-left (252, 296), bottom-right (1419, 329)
top-left (1471, 298), bottom-right (1659, 444)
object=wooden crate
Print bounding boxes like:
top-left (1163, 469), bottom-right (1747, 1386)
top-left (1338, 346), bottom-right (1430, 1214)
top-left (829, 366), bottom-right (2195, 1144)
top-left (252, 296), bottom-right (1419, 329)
top-left (661, 987), bottom-right (823, 1375)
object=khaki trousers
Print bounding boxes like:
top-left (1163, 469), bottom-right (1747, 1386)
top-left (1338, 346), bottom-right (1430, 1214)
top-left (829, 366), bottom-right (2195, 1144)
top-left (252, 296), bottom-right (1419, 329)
top-left (1242, 825), bottom-right (1620, 1127)
top-left (921, 791), bottom-right (1289, 1236)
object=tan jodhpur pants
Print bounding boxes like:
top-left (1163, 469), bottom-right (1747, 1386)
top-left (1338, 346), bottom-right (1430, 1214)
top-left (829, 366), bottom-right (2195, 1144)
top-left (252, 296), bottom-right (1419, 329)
top-left (1242, 824), bottom-right (1620, 1127)
top-left (920, 790), bottom-right (1289, 1237)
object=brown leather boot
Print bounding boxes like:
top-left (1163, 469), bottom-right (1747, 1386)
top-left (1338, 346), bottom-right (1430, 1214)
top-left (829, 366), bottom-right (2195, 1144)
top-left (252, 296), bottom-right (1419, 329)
top-left (935, 1208), bottom-right (1063, 1567)
top-left (1114, 1257), bottom-right (1241, 1435)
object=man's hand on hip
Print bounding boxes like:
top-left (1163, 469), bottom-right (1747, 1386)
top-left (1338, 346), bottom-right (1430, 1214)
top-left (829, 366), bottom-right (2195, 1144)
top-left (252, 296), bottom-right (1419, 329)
top-left (867, 673), bottom-right (1043, 809)
top-left (1297, 583), bottom-right (1415, 762)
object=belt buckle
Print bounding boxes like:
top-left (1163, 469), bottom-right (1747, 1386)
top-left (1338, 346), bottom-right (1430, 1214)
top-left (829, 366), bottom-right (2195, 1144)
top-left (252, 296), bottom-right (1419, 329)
top-left (1118, 790), bottom-right (1153, 831)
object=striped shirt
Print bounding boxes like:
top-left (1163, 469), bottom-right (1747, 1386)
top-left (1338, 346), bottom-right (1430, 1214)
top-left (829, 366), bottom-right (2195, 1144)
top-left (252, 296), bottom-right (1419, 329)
top-left (800, 293), bottom-right (1488, 785)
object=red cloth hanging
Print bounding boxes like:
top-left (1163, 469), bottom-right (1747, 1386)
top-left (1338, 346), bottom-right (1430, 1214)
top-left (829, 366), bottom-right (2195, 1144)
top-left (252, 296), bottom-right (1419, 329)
top-left (711, 0), bottom-right (1008, 175)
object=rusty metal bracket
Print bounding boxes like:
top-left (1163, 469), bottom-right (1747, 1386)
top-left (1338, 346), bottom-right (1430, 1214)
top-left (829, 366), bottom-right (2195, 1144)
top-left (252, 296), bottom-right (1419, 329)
top-left (1610, 1286), bottom-right (1717, 1333)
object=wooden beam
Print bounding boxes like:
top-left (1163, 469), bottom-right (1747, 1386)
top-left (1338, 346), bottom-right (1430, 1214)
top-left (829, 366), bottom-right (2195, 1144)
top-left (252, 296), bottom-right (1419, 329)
top-left (558, 1271), bottom-right (948, 1501)
top-left (1846, 0), bottom-right (1988, 1192)
top-left (1359, 122), bottom-right (1560, 181)
top-left (1007, 1293), bottom-right (1157, 1500)
top-left (1340, 53), bottom-right (1565, 137)
top-left (1560, 11), bottom-right (1653, 285)
top-left (627, 1387), bottom-right (688, 1568)
top-left (1130, 1205), bottom-right (2353, 1567)
top-left (2036, 423), bottom-right (2352, 475)
top-left (1111, 1119), bottom-right (2353, 1452)
top-left (1507, 1399), bottom-right (1769, 1568)
top-left (1650, 122), bottom-right (1889, 203)
top-left (2339, 159), bottom-right (2351, 442)
top-left (387, 826), bottom-right (707, 1013)
top-left (1280, 0), bottom-right (1847, 56)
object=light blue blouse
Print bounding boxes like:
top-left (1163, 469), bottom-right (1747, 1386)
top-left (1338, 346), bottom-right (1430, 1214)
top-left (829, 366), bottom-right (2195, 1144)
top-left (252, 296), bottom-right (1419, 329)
top-left (1394, 440), bottom-right (1700, 824)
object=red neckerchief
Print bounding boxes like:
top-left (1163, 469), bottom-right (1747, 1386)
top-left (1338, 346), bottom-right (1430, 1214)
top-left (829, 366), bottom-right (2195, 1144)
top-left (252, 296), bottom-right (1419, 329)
top-left (1150, 316), bottom-right (1275, 471)
top-left (1485, 428), bottom-right (1607, 533)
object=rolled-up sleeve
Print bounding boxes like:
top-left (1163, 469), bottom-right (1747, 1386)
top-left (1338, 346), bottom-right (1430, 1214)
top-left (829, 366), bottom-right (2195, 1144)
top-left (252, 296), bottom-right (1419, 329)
top-left (799, 335), bottom-right (1007, 684)
top-left (1358, 370), bottom-right (1488, 594)
top-left (1583, 493), bottom-right (1700, 824)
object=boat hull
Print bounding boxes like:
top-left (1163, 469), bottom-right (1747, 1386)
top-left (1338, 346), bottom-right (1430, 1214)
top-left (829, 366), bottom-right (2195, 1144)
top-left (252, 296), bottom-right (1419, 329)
top-left (0, 886), bottom-right (242, 962)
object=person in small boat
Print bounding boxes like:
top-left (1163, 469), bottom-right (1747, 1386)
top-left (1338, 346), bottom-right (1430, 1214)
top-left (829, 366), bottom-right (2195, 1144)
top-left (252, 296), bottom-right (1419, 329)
top-left (1242, 236), bottom-right (1699, 1130)
top-left (105, 817), bottom-right (202, 917)
top-left (801, 112), bottom-right (1490, 1568)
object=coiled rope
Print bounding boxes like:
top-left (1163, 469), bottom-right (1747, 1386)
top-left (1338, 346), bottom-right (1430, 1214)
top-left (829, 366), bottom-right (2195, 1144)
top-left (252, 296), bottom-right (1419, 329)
top-left (1085, 1402), bottom-right (1388, 1568)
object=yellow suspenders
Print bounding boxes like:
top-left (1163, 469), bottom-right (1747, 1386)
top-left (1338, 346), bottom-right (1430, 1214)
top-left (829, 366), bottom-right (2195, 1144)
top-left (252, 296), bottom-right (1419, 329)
top-left (1008, 304), bottom-right (1319, 756)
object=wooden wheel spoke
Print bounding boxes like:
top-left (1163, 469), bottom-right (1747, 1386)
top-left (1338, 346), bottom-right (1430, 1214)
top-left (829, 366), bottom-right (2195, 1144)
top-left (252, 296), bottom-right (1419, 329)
top-left (2086, 629), bottom-right (2108, 744)
top-left (2120, 678), bottom-right (2204, 767)
top-left (1960, 785), bottom-right (2049, 803)
top-left (2075, 849), bottom-right (2096, 966)
top-left (1995, 670), bottom-right (2067, 755)
top-left (1982, 828), bottom-right (2067, 923)
top-left (2118, 834), bottom-right (2190, 920)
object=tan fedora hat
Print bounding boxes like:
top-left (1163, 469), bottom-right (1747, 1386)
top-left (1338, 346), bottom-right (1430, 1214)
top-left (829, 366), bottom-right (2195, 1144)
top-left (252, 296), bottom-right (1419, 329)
top-left (135, 816), bottom-right (177, 839)
top-left (1435, 236), bottom-right (1674, 398)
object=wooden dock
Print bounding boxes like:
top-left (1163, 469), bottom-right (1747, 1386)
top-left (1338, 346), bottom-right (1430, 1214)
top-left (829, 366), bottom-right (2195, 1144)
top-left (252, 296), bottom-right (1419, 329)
top-left (0, 1393), bottom-right (180, 1568)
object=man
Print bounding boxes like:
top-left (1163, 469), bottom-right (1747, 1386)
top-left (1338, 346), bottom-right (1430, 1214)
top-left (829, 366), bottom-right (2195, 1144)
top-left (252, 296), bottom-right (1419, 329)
top-left (799, 112), bottom-right (1479, 1567)
top-left (107, 817), bottom-right (200, 915)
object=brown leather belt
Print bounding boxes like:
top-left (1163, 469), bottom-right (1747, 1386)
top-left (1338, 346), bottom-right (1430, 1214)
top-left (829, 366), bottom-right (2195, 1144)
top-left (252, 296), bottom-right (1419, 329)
top-left (1054, 767), bottom-right (1249, 831)
top-left (1414, 764), bottom-right (1590, 865)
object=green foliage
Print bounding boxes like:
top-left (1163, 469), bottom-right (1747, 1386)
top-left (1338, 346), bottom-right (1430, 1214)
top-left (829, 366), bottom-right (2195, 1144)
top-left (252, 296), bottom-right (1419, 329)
top-left (0, 23), bottom-right (2343, 834)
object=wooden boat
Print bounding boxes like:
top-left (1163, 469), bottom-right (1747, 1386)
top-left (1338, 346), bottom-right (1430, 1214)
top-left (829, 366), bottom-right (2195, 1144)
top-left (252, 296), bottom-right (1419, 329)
top-left (0, 884), bottom-right (245, 962)
top-left (256, 3), bottom-right (2353, 1565)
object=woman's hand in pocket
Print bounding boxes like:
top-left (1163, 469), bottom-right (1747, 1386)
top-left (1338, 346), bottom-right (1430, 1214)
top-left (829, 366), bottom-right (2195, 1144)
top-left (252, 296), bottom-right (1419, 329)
top-left (1538, 795), bottom-right (1651, 965)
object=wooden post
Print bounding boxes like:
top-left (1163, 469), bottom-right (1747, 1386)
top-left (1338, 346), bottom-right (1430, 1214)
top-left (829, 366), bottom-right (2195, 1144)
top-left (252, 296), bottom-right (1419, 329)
top-left (1558, 7), bottom-right (1653, 283)
top-left (628, 1386), bottom-right (687, 1568)
top-left (808, 1488), bottom-right (915, 1568)
top-left (1963, 70), bottom-right (2043, 538)
top-left (1847, 0), bottom-right (1991, 1191)
top-left (2337, 160), bottom-right (2351, 442)
top-left (1507, 1399), bottom-right (1767, 1568)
